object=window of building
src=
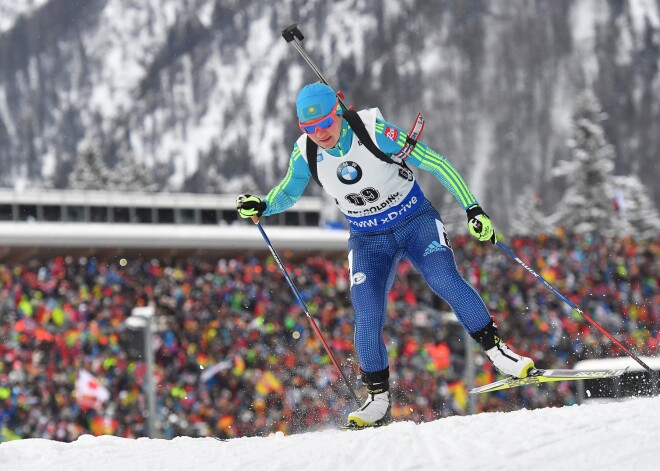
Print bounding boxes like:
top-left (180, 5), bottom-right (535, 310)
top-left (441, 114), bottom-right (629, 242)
top-left (303, 212), bottom-right (320, 227)
top-left (0, 204), bottom-right (13, 221)
top-left (43, 205), bottom-right (62, 222)
top-left (112, 207), bottom-right (130, 223)
top-left (179, 208), bottom-right (197, 225)
top-left (18, 205), bottom-right (38, 221)
top-left (134, 207), bottom-right (153, 223)
top-left (221, 210), bottom-right (238, 225)
top-left (284, 211), bottom-right (300, 226)
top-left (90, 207), bottom-right (108, 222)
top-left (66, 206), bottom-right (86, 222)
top-left (157, 208), bottom-right (175, 224)
top-left (201, 209), bottom-right (218, 225)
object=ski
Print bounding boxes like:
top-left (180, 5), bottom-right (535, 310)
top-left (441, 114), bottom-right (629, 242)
top-left (338, 421), bottom-right (391, 432)
top-left (469, 368), bottom-right (627, 394)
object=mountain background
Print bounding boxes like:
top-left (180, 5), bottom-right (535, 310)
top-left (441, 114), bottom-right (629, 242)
top-left (0, 0), bottom-right (659, 231)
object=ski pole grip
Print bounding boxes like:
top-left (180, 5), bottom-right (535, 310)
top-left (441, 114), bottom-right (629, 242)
top-left (282, 23), bottom-right (304, 42)
top-left (251, 215), bottom-right (260, 224)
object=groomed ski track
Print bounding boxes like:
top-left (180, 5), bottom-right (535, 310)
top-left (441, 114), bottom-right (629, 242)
top-left (1, 396), bottom-right (658, 471)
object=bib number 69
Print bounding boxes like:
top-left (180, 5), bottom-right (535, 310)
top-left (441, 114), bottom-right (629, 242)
top-left (345, 187), bottom-right (380, 206)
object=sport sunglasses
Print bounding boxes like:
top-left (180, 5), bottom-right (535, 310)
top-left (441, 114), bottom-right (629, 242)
top-left (298, 100), bottom-right (339, 134)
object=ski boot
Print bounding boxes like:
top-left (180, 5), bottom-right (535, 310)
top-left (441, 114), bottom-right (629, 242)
top-left (471, 320), bottom-right (534, 378)
top-left (345, 367), bottom-right (392, 429)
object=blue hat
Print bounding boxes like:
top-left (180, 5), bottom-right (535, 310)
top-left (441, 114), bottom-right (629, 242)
top-left (296, 83), bottom-right (338, 122)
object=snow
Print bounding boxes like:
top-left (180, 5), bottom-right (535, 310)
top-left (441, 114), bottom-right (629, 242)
top-left (1, 397), bottom-right (658, 471)
top-left (0, 0), bottom-right (49, 33)
top-left (570, 0), bottom-right (606, 82)
top-left (629, 0), bottom-right (660, 29)
top-left (0, 87), bottom-right (16, 139)
top-left (468, 120), bottom-right (493, 199)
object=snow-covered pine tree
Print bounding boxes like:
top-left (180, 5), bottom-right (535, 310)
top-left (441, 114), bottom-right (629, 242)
top-left (510, 187), bottom-right (551, 236)
top-left (69, 146), bottom-right (113, 190)
top-left (549, 90), bottom-right (620, 236)
top-left (549, 89), bottom-right (660, 238)
top-left (612, 175), bottom-right (660, 238)
top-left (202, 140), bottom-right (259, 195)
top-left (111, 153), bottom-right (159, 192)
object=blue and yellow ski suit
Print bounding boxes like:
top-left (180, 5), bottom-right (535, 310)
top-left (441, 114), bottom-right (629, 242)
top-left (263, 110), bottom-right (493, 374)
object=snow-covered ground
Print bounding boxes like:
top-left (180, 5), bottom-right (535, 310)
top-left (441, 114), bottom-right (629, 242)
top-left (1, 396), bottom-right (657, 471)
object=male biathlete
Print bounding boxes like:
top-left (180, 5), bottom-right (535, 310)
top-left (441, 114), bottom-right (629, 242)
top-left (237, 83), bottom-right (533, 428)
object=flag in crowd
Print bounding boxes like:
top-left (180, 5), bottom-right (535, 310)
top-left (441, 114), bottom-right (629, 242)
top-left (75, 370), bottom-right (110, 410)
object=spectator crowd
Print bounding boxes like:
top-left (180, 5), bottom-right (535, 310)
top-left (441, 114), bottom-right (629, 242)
top-left (0, 232), bottom-right (658, 441)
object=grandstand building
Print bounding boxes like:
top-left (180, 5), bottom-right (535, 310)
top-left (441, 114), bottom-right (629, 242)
top-left (0, 189), bottom-right (349, 260)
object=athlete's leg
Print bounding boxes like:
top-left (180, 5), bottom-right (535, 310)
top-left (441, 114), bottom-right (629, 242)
top-left (400, 207), bottom-right (534, 378)
top-left (348, 230), bottom-right (402, 373)
top-left (400, 210), bottom-right (492, 333)
top-left (346, 229), bottom-right (401, 427)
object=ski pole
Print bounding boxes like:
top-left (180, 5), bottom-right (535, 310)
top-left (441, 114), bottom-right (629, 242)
top-left (250, 216), bottom-right (361, 405)
top-left (282, 23), bottom-right (348, 111)
top-left (496, 241), bottom-right (653, 373)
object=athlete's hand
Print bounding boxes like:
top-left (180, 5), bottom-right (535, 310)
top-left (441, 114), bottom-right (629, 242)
top-left (236, 194), bottom-right (266, 219)
top-left (466, 205), bottom-right (496, 244)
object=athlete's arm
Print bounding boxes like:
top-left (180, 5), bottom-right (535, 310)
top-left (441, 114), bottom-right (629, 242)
top-left (374, 118), bottom-right (479, 210)
top-left (263, 143), bottom-right (312, 216)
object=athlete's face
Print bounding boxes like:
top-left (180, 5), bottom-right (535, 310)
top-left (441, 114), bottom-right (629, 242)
top-left (306, 115), bottom-right (342, 149)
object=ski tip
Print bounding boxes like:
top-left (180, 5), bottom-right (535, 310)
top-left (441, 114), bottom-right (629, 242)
top-left (614, 367), bottom-right (628, 376)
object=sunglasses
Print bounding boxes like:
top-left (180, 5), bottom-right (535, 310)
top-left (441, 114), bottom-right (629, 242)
top-left (298, 100), bottom-right (339, 134)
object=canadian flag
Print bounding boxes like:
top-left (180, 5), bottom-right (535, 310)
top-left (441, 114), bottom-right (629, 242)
top-left (75, 370), bottom-right (110, 409)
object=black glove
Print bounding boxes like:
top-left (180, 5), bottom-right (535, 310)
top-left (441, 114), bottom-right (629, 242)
top-left (466, 205), bottom-right (496, 244)
top-left (236, 194), bottom-right (266, 218)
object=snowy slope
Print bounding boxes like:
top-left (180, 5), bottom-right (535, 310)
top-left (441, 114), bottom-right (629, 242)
top-left (1, 396), bottom-right (658, 471)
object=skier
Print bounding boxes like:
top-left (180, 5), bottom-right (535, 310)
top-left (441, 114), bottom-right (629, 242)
top-left (236, 82), bottom-right (533, 428)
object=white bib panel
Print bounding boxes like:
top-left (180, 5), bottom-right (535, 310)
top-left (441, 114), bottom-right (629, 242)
top-left (297, 109), bottom-right (425, 231)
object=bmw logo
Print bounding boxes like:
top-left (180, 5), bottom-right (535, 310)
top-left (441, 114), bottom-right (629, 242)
top-left (337, 161), bottom-right (362, 185)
